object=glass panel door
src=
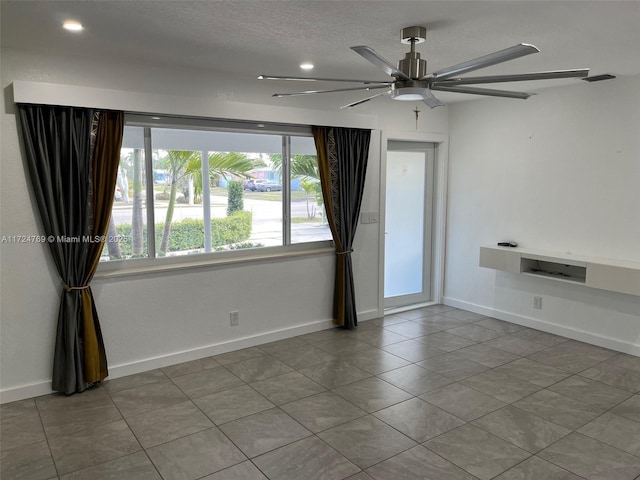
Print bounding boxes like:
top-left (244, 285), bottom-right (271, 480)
top-left (384, 141), bottom-right (434, 309)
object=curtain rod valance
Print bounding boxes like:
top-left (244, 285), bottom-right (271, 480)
top-left (12, 80), bottom-right (379, 130)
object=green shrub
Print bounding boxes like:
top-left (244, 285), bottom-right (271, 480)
top-left (109, 211), bottom-right (252, 259)
top-left (227, 181), bottom-right (244, 216)
top-left (211, 211), bottom-right (252, 247)
top-left (159, 218), bottom-right (203, 251)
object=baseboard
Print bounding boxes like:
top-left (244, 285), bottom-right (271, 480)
top-left (357, 308), bottom-right (382, 322)
top-left (0, 381), bottom-right (56, 405)
top-left (443, 296), bottom-right (640, 356)
top-left (0, 317), bottom-right (336, 404)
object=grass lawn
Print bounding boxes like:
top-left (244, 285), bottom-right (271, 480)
top-left (210, 187), bottom-right (310, 202)
top-left (150, 186), bottom-right (313, 203)
top-left (291, 216), bottom-right (322, 223)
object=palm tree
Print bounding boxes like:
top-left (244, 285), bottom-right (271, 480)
top-left (209, 152), bottom-right (257, 182)
top-left (107, 149), bottom-right (143, 259)
top-left (130, 149), bottom-right (145, 256)
top-left (270, 154), bottom-right (319, 180)
top-left (157, 150), bottom-right (256, 256)
top-left (300, 179), bottom-right (319, 219)
top-left (271, 154), bottom-right (323, 221)
top-left (158, 150), bottom-right (199, 255)
top-left (184, 151), bottom-right (259, 199)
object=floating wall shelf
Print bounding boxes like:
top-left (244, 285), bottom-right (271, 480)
top-left (479, 246), bottom-right (640, 296)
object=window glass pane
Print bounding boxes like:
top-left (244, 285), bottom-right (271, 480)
top-left (290, 136), bottom-right (332, 243)
top-left (152, 146), bottom-right (205, 257)
top-left (101, 121), bottom-right (330, 264)
top-left (102, 126), bottom-right (148, 261)
top-left (384, 150), bottom-right (425, 297)
top-left (151, 127), bottom-right (282, 256)
top-left (244, 143), bottom-right (282, 248)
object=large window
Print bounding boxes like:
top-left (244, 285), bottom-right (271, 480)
top-left (101, 116), bottom-right (332, 263)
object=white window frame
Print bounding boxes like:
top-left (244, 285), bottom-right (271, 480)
top-left (97, 114), bottom-right (333, 277)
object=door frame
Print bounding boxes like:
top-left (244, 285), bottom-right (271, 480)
top-left (378, 130), bottom-right (449, 314)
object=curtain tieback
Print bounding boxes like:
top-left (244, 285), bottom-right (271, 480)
top-left (336, 249), bottom-right (353, 255)
top-left (63, 284), bottom-right (90, 292)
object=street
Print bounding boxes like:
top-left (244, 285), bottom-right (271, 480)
top-left (111, 193), bottom-right (331, 247)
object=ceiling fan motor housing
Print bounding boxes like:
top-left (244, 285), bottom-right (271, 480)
top-left (398, 52), bottom-right (427, 79)
top-left (398, 26), bottom-right (427, 79)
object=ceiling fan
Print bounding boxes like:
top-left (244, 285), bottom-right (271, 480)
top-left (258, 26), bottom-right (589, 109)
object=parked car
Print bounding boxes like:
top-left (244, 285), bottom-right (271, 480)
top-left (255, 180), bottom-right (282, 192)
top-left (250, 179), bottom-right (267, 191)
top-left (243, 179), bottom-right (257, 191)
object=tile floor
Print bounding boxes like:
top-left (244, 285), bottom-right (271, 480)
top-left (3, 305), bottom-right (640, 479)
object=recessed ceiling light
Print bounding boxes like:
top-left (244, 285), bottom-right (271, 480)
top-left (300, 63), bottom-right (314, 71)
top-left (63, 20), bottom-right (84, 32)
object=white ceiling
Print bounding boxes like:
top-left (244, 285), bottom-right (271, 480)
top-left (2, 0), bottom-right (640, 105)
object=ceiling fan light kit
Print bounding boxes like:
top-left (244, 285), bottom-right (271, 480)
top-left (259, 26), bottom-right (590, 109)
top-left (391, 83), bottom-right (430, 101)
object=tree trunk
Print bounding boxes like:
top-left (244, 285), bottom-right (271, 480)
top-left (118, 166), bottom-right (130, 203)
top-left (159, 179), bottom-right (177, 256)
top-left (131, 149), bottom-right (144, 256)
top-left (106, 215), bottom-right (122, 259)
top-left (306, 197), bottom-right (316, 219)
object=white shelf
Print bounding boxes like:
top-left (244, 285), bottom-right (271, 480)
top-left (479, 246), bottom-right (640, 296)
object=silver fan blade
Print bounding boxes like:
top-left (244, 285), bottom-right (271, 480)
top-left (433, 43), bottom-right (540, 80)
top-left (273, 84), bottom-right (390, 98)
top-left (258, 74), bottom-right (391, 84)
top-left (431, 85), bottom-right (533, 99)
top-left (351, 46), bottom-right (411, 80)
top-left (340, 91), bottom-right (391, 109)
top-left (433, 69), bottom-right (589, 85)
top-left (423, 90), bottom-right (445, 108)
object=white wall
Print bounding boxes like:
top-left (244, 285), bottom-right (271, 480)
top-left (0, 47), bottom-right (449, 402)
top-left (5, 45), bottom-right (638, 402)
top-left (444, 75), bottom-right (640, 353)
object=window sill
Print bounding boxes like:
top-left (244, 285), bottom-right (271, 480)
top-left (95, 243), bottom-right (335, 280)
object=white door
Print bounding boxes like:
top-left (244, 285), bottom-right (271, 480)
top-left (384, 141), bottom-right (435, 309)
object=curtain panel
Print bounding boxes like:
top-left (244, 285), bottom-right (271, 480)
top-left (312, 126), bottom-right (371, 329)
top-left (17, 104), bottom-right (124, 394)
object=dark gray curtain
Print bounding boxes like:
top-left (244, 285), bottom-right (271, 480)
top-left (17, 104), bottom-right (123, 394)
top-left (313, 126), bottom-right (371, 329)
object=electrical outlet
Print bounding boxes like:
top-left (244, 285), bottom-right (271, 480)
top-left (533, 296), bottom-right (542, 309)
top-left (230, 311), bottom-right (239, 326)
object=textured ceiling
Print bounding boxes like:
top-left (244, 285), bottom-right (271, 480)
top-left (2, 1), bottom-right (640, 104)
